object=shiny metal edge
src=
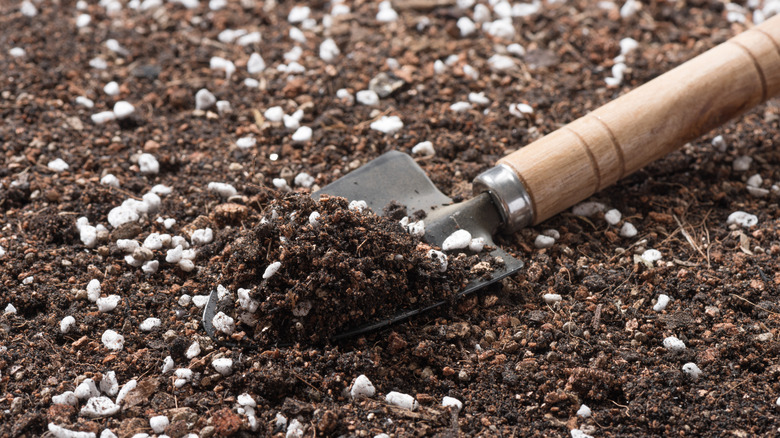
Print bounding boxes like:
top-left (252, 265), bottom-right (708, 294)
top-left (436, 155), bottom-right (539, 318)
top-left (472, 164), bottom-right (534, 233)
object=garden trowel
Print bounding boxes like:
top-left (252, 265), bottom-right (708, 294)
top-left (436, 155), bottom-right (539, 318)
top-left (205, 16), bottom-right (780, 341)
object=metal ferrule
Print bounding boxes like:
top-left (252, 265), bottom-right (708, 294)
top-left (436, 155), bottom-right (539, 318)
top-left (472, 164), bottom-right (534, 233)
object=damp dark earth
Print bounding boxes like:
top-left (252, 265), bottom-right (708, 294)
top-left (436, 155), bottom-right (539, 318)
top-left (2, 0), bottom-right (780, 437)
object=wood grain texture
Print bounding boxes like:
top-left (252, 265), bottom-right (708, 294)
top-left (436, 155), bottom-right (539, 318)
top-left (498, 15), bottom-right (780, 224)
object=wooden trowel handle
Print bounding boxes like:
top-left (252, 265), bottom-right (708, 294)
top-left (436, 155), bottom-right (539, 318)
top-left (497, 15), bottom-right (780, 225)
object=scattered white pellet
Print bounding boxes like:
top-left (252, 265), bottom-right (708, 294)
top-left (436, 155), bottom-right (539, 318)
top-left (91, 111), bottom-right (116, 124)
top-left (139, 317), bottom-right (161, 331)
top-left (9, 47), bottom-right (26, 57)
top-left (53, 391), bottom-right (78, 406)
top-left (272, 178), bottom-right (291, 191)
top-left (577, 404), bottom-right (592, 417)
top-left (116, 239), bottom-right (140, 253)
top-left (247, 53), bottom-right (266, 74)
top-left (376, 0), bottom-right (398, 21)
top-left (105, 39), bottom-right (128, 56)
top-left (350, 375), bottom-right (376, 399)
top-left (76, 96), bottom-right (95, 108)
top-left (442, 229), bottom-right (472, 251)
top-left (97, 295), bottom-right (120, 313)
top-left (163, 218), bottom-right (176, 229)
top-left (483, 18), bottom-right (514, 40)
top-left (112, 101), bottom-right (135, 119)
top-left (727, 211), bottom-right (757, 227)
top-left (620, 0), bottom-right (639, 18)
top-left (605, 62), bottom-right (627, 87)
top-left (4, 303), bottom-right (16, 314)
top-left (487, 54), bottom-right (516, 71)
top-left (405, 220), bottom-right (425, 236)
top-left (210, 56), bottom-right (236, 79)
top-left (442, 396), bottom-right (462, 412)
top-left (48, 159), bottom-right (70, 172)
top-left (48, 423), bottom-right (96, 438)
top-left (620, 222), bottom-right (637, 238)
top-left (385, 392), bottom-right (418, 411)
top-left (653, 294), bottom-right (670, 312)
top-left (572, 201), bottom-right (606, 217)
top-left (195, 89), bottom-right (216, 110)
top-left (682, 362), bottom-right (702, 380)
top-left (162, 356), bottom-right (174, 374)
top-left (469, 237), bottom-right (485, 252)
top-left (509, 103), bottom-right (533, 117)
top-left (149, 415), bottom-right (169, 434)
top-left (107, 204), bottom-right (140, 228)
top-left (212, 312), bottom-right (235, 335)
top-left (433, 60), bottom-right (447, 74)
top-left (101, 330), bottom-right (124, 350)
top-left (308, 211), bottom-right (321, 227)
top-left (320, 38), bottom-right (340, 62)
top-left (75, 378), bottom-right (99, 399)
top-left (543, 293), bottom-right (562, 304)
top-left (283, 46), bottom-right (303, 62)
top-left (21, 1), bottom-right (38, 17)
top-left (619, 37), bottom-right (639, 56)
top-left (75, 14), bottom-right (93, 30)
top-left (138, 153), bottom-right (159, 174)
top-left (104, 81), bottom-right (120, 96)
top-left (571, 429), bottom-right (594, 438)
top-left (507, 43), bottom-right (526, 56)
top-left (0, 245), bottom-right (5, 257)
top-left (641, 249), bottom-right (662, 263)
top-left (212, 357), bottom-right (233, 376)
top-left (263, 261), bottom-right (282, 279)
top-left (238, 393), bottom-right (257, 408)
top-left (747, 174), bottom-right (763, 188)
top-left (208, 182), bottom-right (238, 198)
top-left (712, 135), bottom-right (727, 152)
top-left (294, 172), bottom-right (315, 188)
top-left (336, 88), bottom-right (354, 103)
top-left (604, 209), bottom-right (622, 225)
top-left (411, 141), bottom-right (435, 156)
top-left (87, 279), bottom-right (102, 302)
top-left (348, 200), bottom-right (368, 212)
top-left (217, 29), bottom-right (246, 44)
top-left (191, 295), bottom-right (208, 308)
top-left (356, 90), bottom-right (379, 106)
top-left (494, 1), bottom-right (512, 17)
top-left (100, 371), bottom-right (119, 396)
top-left (663, 336), bottom-right (686, 352)
top-left (89, 57), bottom-right (108, 69)
top-left (22, 276), bottom-right (33, 285)
top-left (450, 101), bottom-right (472, 112)
top-left (191, 228), bottom-right (213, 245)
top-left (733, 155), bottom-right (752, 171)
top-left (237, 32), bottom-right (261, 46)
top-left (165, 245), bottom-right (183, 264)
top-left (534, 235), bottom-right (555, 249)
top-left (288, 5), bottom-right (310, 22)
top-left (292, 126), bottom-right (313, 142)
top-left (287, 419), bottom-right (304, 438)
top-left (370, 115), bottom-right (404, 134)
top-left (80, 396), bottom-right (120, 418)
top-left (100, 174), bottom-right (120, 188)
top-left (60, 316), bottom-right (76, 334)
top-left (457, 16), bottom-right (476, 36)
top-left (141, 260), bottom-right (159, 274)
top-left (115, 379), bottom-right (137, 405)
top-left (185, 341), bottom-right (201, 359)
top-left (463, 64), bottom-right (479, 81)
top-left (468, 92), bottom-right (490, 106)
top-left (236, 136), bottom-right (256, 149)
top-left (427, 249), bottom-right (448, 272)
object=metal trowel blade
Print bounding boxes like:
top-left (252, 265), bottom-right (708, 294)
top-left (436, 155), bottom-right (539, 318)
top-left (316, 151), bottom-right (524, 336)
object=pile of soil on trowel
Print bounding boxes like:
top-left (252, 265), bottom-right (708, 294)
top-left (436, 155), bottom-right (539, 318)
top-left (214, 194), bottom-right (482, 346)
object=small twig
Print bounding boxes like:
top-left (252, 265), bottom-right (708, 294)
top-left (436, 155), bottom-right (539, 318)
top-left (730, 294), bottom-right (780, 317)
top-left (673, 214), bottom-right (707, 261)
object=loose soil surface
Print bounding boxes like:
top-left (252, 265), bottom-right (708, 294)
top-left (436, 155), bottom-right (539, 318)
top-left (1, 0), bottom-right (780, 437)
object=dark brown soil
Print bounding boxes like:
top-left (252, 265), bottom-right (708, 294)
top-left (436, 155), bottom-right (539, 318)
top-left (1, 0), bottom-right (780, 437)
top-left (209, 193), bottom-right (473, 346)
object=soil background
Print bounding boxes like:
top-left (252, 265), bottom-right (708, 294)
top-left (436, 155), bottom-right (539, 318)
top-left (1, 0), bottom-right (780, 436)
